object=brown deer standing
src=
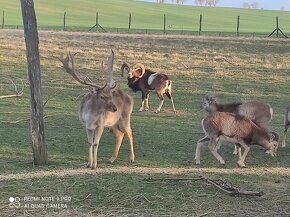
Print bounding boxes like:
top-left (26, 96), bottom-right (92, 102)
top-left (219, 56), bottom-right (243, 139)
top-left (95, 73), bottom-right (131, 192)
top-left (195, 112), bottom-right (279, 167)
top-left (201, 95), bottom-right (273, 154)
top-left (59, 51), bottom-right (135, 169)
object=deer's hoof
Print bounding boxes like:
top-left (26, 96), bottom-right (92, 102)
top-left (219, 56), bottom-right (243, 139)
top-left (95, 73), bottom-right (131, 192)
top-left (108, 157), bottom-right (116, 164)
top-left (195, 160), bottom-right (201, 165)
top-left (238, 161), bottom-right (246, 168)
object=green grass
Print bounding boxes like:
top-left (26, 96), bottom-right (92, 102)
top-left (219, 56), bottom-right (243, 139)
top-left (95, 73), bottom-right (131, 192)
top-left (0, 0), bottom-right (290, 34)
top-left (1, 30), bottom-right (290, 216)
top-left (1, 173), bottom-right (290, 216)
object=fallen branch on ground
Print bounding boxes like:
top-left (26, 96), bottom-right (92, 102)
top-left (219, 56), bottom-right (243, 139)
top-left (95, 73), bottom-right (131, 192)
top-left (144, 175), bottom-right (264, 197)
top-left (0, 115), bottom-right (56, 124)
top-left (0, 79), bottom-right (24, 99)
top-left (199, 175), bottom-right (263, 196)
top-left (181, 63), bottom-right (215, 71)
top-left (72, 193), bottom-right (91, 204)
top-left (215, 57), bottom-right (240, 66)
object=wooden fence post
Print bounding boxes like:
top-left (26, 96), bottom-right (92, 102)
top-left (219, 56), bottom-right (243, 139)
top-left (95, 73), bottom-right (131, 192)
top-left (237, 16), bottom-right (240, 37)
top-left (128, 13), bottom-right (131, 33)
top-left (163, 14), bottom-right (166, 34)
top-left (20, 0), bottom-right (48, 165)
top-left (199, 14), bottom-right (202, 35)
top-left (63, 12), bottom-right (66, 31)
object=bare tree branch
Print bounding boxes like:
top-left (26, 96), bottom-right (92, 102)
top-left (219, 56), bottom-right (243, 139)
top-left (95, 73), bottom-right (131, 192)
top-left (144, 175), bottom-right (264, 197)
top-left (0, 79), bottom-right (24, 99)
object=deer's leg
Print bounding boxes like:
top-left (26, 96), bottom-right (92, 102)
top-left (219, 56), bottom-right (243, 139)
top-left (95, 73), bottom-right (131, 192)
top-left (155, 92), bottom-right (164, 113)
top-left (233, 143), bottom-right (239, 155)
top-left (91, 127), bottom-right (104, 169)
top-left (109, 127), bottom-right (125, 164)
top-left (195, 136), bottom-right (210, 164)
top-left (237, 141), bottom-right (250, 168)
top-left (215, 137), bottom-right (222, 150)
top-left (165, 91), bottom-right (176, 113)
top-left (282, 126), bottom-right (289, 148)
top-left (145, 93), bottom-right (150, 111)
top-left (208, 137), bottom-right (225, 164)
top-left (139, 92), bottom-right (147, 112)
top-left (237, 145), bottom-right (242, 159)
top-left (125, 127), bottom-right (135, 163)
top-left (86, 129), bottom-right (95, 168)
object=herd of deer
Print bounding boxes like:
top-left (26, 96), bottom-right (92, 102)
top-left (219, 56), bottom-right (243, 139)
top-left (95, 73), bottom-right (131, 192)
top-left (58, 50), bottom-right (288, 169)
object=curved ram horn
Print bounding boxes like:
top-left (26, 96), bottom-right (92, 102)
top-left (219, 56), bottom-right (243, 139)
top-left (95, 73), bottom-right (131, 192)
top-left (121, 62), bottom-right (130, 77)
top-left (132, 63), bottom-right (146, 78)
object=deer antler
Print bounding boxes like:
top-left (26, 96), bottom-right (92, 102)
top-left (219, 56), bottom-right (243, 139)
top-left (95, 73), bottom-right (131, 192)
top-left (0, 79), bottom-right (24, 99)
top-left (58, 52), bottom-right (106, 90)
top-left (102, 49), bottom-right (116, 88)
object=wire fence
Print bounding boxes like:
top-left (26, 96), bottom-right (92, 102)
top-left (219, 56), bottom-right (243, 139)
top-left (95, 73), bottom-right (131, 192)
top-left (1, 10), bottom-right (288, 38)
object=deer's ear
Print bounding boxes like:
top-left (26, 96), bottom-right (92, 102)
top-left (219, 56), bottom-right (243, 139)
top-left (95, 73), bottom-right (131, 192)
top-left (212, 95), bottom-right (218, 102)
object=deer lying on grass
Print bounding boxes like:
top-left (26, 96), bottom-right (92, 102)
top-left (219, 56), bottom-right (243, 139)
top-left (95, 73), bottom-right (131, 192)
top-left (282, 104), bottom-right (290, 147)
top-left (201, 95), bottom-right (273, 154)
top-left (195, 112), bottom-right (279, 167)
top-left (121, 63), bottom-right (176, 113)
top-left (59, 51), bottom-right (135, 169)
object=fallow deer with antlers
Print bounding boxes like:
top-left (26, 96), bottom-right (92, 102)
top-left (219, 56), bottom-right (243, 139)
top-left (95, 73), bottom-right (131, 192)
top-left (59, 50), bottom-right (135, 169)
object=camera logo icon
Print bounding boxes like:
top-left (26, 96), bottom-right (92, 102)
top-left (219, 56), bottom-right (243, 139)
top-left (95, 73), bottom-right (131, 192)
top-left (9, 197), bottom-right (21, 208)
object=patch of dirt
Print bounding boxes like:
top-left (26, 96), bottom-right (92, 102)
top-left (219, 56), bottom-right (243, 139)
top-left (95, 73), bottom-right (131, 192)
top-left (1, 166), bottom-right (290, 181)
top-left (142, 109), bottom-right (189, 117)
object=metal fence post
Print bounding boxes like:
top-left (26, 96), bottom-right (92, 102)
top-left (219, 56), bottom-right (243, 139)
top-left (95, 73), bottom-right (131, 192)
top-left (237, 16), bottom-right (240, 37)
top-left (199, 14), bottom-right (202, 35)
top-left (163, 14), bottom-right (166, 34)
top-left (63, 12), bottom-right (66, 31)
top-left (2, 11), bottom-right (4, 29)
top-left (128, 13), bottom-right (131, 33)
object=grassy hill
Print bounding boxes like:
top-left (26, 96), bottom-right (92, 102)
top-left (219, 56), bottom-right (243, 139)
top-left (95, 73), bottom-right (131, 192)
top-left (1, 0), bottom-right (290, 34)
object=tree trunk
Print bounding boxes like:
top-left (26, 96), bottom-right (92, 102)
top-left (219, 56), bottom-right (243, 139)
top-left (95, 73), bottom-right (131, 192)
top-left (21, 0), bottom-right (48, 165)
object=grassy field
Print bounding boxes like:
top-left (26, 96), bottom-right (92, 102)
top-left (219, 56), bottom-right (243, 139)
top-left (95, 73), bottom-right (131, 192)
top-left (0, 30), bottom-right (290, 216)
top-left (1, 0), bottom-right (290, 34)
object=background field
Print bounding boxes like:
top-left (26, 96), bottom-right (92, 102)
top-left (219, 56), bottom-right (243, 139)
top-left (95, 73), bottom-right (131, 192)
top-left (0, 29), bottom-right (290, 216)
top-left (1, 0), bottom-right (290, 35)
